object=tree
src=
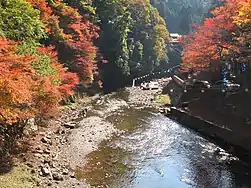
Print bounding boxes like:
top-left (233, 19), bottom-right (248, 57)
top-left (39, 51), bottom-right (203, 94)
top-left (181, 0), bottom-right (239, 72)
top-left (0, 0), bottom-right (46, 41)
top-left (0, 38), bottom-right (79, 124)
top-left (26, 0), bottom-right (100, 85)
top-left (94, 0), bottom-right (169, 88)
top-left (232, 0), bottom-right (251, 63)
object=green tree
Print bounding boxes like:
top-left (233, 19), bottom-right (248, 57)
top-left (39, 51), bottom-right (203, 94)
top-left (0, 0), bottom-right (46, 41)
top-left (94, 0), bottom-right (169, 88)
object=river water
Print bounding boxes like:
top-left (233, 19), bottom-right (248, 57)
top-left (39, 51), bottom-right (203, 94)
top-left (83, 94), bottom-right (251, 188)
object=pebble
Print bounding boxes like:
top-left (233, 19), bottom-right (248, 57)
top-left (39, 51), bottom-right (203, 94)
top-left (41, 167), bottom-right (50, 176)
top-left (34, 153), bottom-right (42, 158)
top-left (36, 149), bottom-right (43, 154)
top-left (62, 169), bottom-right (69, 175)
top-left (26, 162), bottom-right (33, 168)
top-left (41, 137), bottom-right (49, 143)
top-left (52, 173), bottom-right (64, 181)
top-left (48, 182), bottom-right (52, 186)
top-left (71, 172), bottom-right (76, 178)
top-left (64, 122), bottom-right (76, 129)
top-left (44, 149), bottom-right (50, 154)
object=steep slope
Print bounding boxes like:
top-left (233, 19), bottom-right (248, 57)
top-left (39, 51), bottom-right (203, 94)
top-left (151, 0), bottom-right (222, 33)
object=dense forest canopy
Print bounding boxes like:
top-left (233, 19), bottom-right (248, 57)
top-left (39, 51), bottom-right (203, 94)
top-left (95, 0), bottom-right (170, 88)
top-left (0, 0), bottom-right (170, 125)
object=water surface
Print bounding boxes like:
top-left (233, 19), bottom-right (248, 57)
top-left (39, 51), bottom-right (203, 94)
top-left (110, 112), bottom-right (251, 188)
top-left (83, 94), bottom-right (251, 188)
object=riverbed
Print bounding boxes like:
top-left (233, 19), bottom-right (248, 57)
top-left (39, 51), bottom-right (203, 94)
top-left (80, 91), bottom-right (251, 188)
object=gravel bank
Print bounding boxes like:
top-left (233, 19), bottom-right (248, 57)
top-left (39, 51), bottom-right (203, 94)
top-left (125, 78), bottom-right (171, 108)
top-left (25, 98), bottom-right (124, 188)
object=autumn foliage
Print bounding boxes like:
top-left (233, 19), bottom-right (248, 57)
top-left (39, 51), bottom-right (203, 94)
top-left (0, 0), bottom-right (170, 126)
top-left (181, 0), bottom-right (251, 72)
top-left (26, 0), bottom-right (99, 84)
top-left (0, 0), bottom-right (101, 125)
top-left (0, 38), bottom-right (79, 124)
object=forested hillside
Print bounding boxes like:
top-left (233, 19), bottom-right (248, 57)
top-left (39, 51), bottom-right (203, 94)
top-left (151, 0), bottom-right (222, 33)
top-left (0, 0), bottom-right (169, 125)
top-left (95, 0), bottom-right (170, 88)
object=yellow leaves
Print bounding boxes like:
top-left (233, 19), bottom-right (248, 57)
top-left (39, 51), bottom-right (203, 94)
top-left (233, 1), bottom-right (251, 26)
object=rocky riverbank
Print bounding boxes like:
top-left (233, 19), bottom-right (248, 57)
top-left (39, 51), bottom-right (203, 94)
top-left (25, 95), bottom-right (129, 188)
top-left (1, 80), bottom-right (171, 188)
top-left (125, 77), bottom-right (171, 108)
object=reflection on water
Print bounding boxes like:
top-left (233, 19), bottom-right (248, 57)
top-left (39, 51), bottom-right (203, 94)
top-left (83, 93), bottom-right (251, 188)
top-left (111, 113), bottom-right (251, 188)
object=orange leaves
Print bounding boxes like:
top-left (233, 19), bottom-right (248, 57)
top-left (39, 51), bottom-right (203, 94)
top-left (55, 3), bottom-right (99, 84)
top-left (27, 0), bottom-right (100, 84)
top-left (181, 0), bottom-right (240, 72)
top-left (35, 45), bottom-right (79, 100)
top-left (0, 38), bottom-right (79, 124)
top-left (233, 0), bottom-right (251, 26)
top-left (26, 0), bottom-right (54, 33)
top-left (0, 38), bottom-right (37, 124)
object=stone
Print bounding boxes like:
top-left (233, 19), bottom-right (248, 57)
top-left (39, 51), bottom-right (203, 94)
top-left (26, 162), bottom-right (33, 168)
top-left (52, 173), bottom-right (64, 181)
top-left (63, 122), bottom-right (76, 129)
top-left (34, 153), bottom-right (41, 158)
top-left (56, 127), bottom-right (65, 135)
top-left (44, 149), bottom-right (50, 154)
top-left (62, 169), bottom-right (69, 175)
top-left (70, 172), bottom-right (75, 178)
top-left (36, 181), bottom-right (41, 186)
top-left (48, 182), bottom-right (52, 186)
top-left (41, 137), bottom-right (49, 143)
top-left (41, 167), bottom-right (50, 176)
top-left (46, 135), bottom-right (52, 139)
top-left (36, 149), bottom-right (43, 154)
top-left (51, 163), bottom-right (56, 168)
top-left (43, 158), bottom-right (51, 164)
top-left (35, 145), bottom-right (42, 150)
top-left (24, 118), bottom-right (38, 135)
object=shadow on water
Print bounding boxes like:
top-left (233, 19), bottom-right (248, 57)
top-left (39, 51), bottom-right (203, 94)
top-left (75, 144), bottom-right (132, 187)
top-left (105, 107), bottom-right (154, 132)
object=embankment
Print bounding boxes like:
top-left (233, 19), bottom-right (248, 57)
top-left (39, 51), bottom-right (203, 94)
top-left (168, 107), bottom-right (251, 164)
top-left (164, 75), bottom-right (251, 163)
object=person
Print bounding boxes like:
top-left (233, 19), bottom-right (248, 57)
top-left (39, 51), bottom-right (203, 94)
top-left (227, 63), bottom-right (231, 71)
top-left (241, 63), bottom-right (246, 72)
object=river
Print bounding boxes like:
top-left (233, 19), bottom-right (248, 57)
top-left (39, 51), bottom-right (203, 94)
top-left (81, 92), bottom-right (251, 188)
